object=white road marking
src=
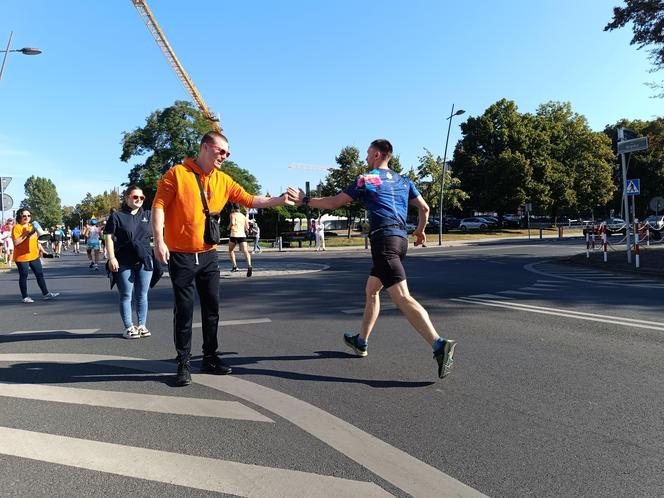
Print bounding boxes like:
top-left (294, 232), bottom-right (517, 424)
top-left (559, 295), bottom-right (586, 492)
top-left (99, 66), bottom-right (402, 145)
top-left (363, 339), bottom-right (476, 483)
top-left (192, 318), bottom-right (272, 328)
top-left (10, 328), bottom-right (100, 335)
top-left (0, 427), bottom-right (391, 498)
top-left (0, 354), bottom-right (486, 498)
top-left (525, 261), bottom-right (664, 288)
top-left (497, 290), bottom-right (536, 296)
top-left (0, 382), bottom-right (272, 422)
top-left (451, 297), bottom-right (664, 331)
top-left (469, 294), bottom-right (513, 299)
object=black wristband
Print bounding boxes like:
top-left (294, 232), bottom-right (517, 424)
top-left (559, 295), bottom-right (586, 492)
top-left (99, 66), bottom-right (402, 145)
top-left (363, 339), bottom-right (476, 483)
top-left (303, 196), bottom-right (310, 206)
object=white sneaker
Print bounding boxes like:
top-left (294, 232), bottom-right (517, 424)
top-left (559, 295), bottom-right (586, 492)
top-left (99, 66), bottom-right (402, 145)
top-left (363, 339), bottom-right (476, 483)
top-left (22, 297), bottom-right (34, 303)
top-left (136, 325), bottom-right (151, 337)
top-left (123, 326), bottom-right (140, 339)
top-left (44, 292), bottom-right (60, 300)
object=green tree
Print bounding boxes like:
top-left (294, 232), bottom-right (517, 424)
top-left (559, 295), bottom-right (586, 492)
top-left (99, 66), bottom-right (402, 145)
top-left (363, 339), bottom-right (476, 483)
top-left (605, 0), bottom-right (664, 96)
top-left (21, 176), bottom-right (61, 227)
top-left (416, 149), bottom-right (468, 217)
top-left (453, 99), bottom-right (535, 214)
top-left (532, 102), bottom-right (615, 219)
top-left (61, 205), bottom-right (80, 229)
top-left (75, 191), bottom-right (121, 224)
top-left (604, 118), bottom-right (664, 218)
top-left (120, 100), bottom-right (218, 205)
top-left (322, 146), bottom-right (366, 238)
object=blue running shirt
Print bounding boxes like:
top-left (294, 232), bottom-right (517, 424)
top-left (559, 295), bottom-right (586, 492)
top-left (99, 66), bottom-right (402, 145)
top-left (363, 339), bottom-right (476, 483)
top-left (344, 168), bottom-right (420, 241)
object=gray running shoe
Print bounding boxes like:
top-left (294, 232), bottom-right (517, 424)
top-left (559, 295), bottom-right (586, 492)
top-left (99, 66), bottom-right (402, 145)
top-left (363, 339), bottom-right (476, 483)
top-left (343, 333), bottom-right (368, 357)
top-left (434, 339), bottom-right (457, 379)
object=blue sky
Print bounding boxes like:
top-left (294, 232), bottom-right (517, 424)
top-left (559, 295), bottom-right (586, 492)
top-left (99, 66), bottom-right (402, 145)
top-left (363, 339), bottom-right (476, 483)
top-left (0, 0), bottom-right (657, 209)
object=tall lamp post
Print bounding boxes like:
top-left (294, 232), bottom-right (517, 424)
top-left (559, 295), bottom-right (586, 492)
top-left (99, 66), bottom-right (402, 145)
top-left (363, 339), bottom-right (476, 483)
top-left (0, 31), bottom-right (42, 84)
top-left (438, 104), bottom-right (465, 245)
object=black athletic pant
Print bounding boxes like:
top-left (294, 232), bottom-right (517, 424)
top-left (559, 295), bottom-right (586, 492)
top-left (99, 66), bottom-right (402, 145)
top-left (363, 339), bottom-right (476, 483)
top-left (168, 250), bottom-right (220, 363)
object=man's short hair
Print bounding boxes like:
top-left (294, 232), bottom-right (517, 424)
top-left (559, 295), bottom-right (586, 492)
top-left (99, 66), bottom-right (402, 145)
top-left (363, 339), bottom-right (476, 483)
top-left (370, 139), bottom-right (393, 159)
top-left (200, 131), bottom-right (229, 147)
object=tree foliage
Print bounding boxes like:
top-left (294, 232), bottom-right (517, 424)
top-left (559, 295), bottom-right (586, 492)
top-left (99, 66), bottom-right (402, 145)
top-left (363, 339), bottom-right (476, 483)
top-left (21, 176), bottom-right (61, 227)
top-left (415, 149), bottom-right (468, 216)
top-left (604, 117), bottom-right (664, 218)
top-left (453, 99), bottom-right (615, 217)
top-left (605, 0), bottom-right (664, 96)
top-left (322, 146), bottom-right (366, 238)
top-left (120, 100), bottom-right (259, 204)
top-left (75, 191), bottom-right (122, 224)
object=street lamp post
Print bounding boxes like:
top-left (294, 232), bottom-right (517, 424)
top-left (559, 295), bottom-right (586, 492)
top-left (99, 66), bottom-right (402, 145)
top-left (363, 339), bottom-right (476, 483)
top-left (438, 104), bottom-right (465, 245)
top-left (0, 31), bottom-right (42, 84)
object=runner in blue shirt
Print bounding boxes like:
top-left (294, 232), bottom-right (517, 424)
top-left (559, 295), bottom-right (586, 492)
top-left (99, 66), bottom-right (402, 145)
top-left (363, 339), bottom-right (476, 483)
top-left (296, 139), bottom-right (456, 379)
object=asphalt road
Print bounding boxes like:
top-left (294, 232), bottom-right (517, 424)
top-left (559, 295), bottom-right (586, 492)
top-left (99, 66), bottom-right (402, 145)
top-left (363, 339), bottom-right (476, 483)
top-left (1, 238), bottom-right (663, 497)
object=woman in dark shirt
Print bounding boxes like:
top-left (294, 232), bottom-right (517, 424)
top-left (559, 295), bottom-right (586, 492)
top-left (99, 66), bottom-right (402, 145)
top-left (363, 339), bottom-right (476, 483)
top-left (105, 186), bottom-right (153, 339)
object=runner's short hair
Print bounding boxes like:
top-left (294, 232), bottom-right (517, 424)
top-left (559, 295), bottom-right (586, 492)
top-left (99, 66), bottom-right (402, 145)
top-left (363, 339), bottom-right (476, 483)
top-left (201, 131), bottom-right (229, 147)
top-left (370, 139), bottom-right (393, 159)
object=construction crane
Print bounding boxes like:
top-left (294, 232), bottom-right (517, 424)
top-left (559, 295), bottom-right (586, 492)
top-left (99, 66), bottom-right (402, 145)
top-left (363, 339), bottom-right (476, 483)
top-left (131, 0), bottom-right (221, 132)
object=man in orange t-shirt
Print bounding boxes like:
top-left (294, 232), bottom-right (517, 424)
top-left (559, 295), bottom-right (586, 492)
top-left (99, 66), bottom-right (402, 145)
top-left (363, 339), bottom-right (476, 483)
top-left (152, 130), bottom-right (297, 386)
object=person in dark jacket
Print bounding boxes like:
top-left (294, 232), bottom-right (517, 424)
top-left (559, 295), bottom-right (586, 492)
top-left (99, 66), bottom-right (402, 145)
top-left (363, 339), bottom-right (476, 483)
top-left (104, 186), bottom-right (153, 339)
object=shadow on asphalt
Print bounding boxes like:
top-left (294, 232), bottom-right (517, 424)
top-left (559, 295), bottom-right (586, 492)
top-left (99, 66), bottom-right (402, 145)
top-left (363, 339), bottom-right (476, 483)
top-left (0, 353), bottom-right (434, 389)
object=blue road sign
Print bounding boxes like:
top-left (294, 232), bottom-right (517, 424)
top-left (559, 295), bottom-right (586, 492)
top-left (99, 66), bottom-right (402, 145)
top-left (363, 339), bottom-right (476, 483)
top-left (626, 179), bottom-right (640, 196)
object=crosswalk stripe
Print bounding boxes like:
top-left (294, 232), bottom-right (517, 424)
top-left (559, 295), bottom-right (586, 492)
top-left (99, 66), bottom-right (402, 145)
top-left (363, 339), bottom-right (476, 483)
top-left (0, 353), bottom-right (486, 498)
top-left (452, 297), bottom-right (664, 331)
top-left (10, 328), bottom-right (100, 335)
top-left (497, 290), bottom-right (536, 296)
top-left (0, 383), bottom-right (272, 422)
top-left (0, 427), bottom-right (391, 498)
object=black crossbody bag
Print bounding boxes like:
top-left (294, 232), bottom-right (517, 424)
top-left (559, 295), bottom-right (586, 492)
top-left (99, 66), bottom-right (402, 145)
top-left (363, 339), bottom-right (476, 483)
top-left (194, 173), bottom-right (222, 245)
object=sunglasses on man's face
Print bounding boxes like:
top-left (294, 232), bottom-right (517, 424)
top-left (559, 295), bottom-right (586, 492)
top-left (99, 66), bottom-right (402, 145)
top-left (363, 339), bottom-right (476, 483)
top-left (130, 195), bottom-right (145, 201)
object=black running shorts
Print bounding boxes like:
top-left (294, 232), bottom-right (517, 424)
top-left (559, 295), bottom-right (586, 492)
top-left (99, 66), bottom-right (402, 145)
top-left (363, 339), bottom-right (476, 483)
top-left (369, 236), bottom-right (408, 289)
top-left (229, 237), bottom-right (246, 244)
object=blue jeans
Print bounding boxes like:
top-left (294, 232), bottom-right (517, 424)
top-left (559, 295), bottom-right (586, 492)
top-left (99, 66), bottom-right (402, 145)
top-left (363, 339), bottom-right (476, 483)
top-left (116, 264), bottom-right (152, 329)
top-left (16, 258), bottom-right (49, 298)
top-left (253, 236), bottom-right (261, 252)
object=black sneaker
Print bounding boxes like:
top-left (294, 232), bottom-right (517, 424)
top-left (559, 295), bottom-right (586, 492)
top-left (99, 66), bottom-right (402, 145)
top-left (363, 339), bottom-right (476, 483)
top-left (230, 267), bottom-right (239, 272)
top-left (175, 361), bottom-right (192, 386)
top-left (246, 266), bottom-right (252, 277)
top-left (88, 262), bottom-right (94, 269)
top-left (343, 333), bottom-right (368, 357)
top-left (434, 339), bottom-right (457, 379)
top-left (201, 355), bottom-right (232, 375)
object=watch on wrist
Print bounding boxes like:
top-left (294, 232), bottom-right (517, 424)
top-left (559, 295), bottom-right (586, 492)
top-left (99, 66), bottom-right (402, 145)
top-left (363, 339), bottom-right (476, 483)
top-left (303, 196), bottom-right (310, 206)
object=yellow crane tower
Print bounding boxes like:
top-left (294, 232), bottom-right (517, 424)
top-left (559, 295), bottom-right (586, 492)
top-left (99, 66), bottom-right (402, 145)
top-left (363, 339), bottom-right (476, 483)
top-left (131, 0), bottom-right (222, 132)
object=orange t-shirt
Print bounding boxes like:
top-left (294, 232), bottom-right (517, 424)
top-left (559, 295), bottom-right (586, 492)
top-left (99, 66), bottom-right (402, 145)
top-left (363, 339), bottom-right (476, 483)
top-left (152, 157), bottom-right (255, 253)
top-left (12, 223), bottom-right (39, 262)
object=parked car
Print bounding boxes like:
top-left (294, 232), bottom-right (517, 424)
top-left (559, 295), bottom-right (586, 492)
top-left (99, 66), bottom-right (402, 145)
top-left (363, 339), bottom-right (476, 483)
top-left (644, 215), bottom-right (664, 231)
top-left (502, 214), bottom-right (522, 227)
top-left (603, 217), bottom-right (627, 233)
top-left (458, 217), bottom-right (490, 231)
top-left (482, 216), bottom-right (501, 228)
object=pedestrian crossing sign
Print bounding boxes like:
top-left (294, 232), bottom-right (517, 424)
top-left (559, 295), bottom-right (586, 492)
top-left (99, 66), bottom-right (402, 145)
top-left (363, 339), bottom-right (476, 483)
top-left (626, 179), bottom-right (640, 196)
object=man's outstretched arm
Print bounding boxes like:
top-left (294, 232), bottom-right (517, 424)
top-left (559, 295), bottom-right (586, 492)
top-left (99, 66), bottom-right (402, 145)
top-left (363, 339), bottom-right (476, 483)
top-left (251, 187), bottom-right (298, 208)
top-left (296, 189), bottom-right (353, 210)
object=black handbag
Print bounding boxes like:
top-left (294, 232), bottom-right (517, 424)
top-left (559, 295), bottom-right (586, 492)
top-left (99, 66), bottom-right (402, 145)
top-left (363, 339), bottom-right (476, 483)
top-left (194, 173), bottom-right (222, 245)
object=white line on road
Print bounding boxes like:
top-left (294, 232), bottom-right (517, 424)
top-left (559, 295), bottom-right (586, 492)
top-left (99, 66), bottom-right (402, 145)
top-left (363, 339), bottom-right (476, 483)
top-left (10, 328), bottom-right (100, 335)
top-left (192, 318), bottom-right (272, 328)
top-left (451, 297), bottom-right (664, 331)
top-left (0, 354), bottom-right (486, 498)
top-left (497, 290), bottom-right (536, 296)
top-left (0, 427), bottom-right (391, 498)
top-left (0, 383), bottom-right (272, 422)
